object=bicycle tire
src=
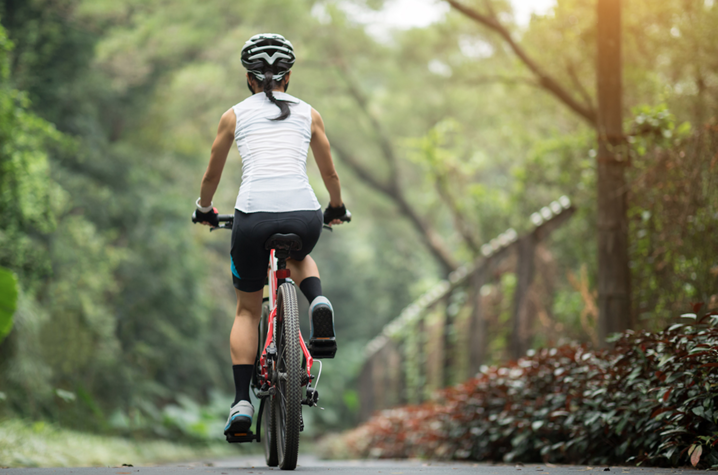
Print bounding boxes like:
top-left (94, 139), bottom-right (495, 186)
top-left (263, 390), bottom-right (279, 466)
top-left (259, 302), bottom-right (279, 467)
top-left (274, 283), bottom-right (302, 470)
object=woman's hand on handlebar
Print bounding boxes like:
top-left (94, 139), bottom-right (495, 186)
top-left (192, 207), bottom-right (219, 227)
top-left (323, 203), bottom-right (351, 227)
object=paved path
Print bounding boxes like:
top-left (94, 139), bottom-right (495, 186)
top-left (0, 456), bottom-right (695, 474)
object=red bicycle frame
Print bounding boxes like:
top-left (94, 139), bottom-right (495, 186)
top-left (259, 249), bottom-right (314, 384)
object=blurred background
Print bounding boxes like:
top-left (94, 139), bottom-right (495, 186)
top-left (0, 0), bottom-right (716, 466)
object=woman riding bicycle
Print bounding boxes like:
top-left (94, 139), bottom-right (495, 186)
top-left (192, 33), bottom-right (349, 437)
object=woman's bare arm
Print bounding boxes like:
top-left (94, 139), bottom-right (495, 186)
top-left (199, 109), bottom-right (236, 208)
top-left (310, 108), bottom-right (343, 208)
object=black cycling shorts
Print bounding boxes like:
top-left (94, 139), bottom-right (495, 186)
top-left (230, 209), bottom-right (323, 292)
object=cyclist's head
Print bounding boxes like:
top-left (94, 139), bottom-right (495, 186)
top-left (241, 33), bottom-right (295, 121)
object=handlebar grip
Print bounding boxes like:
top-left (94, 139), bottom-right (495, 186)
top-left (217, 214), bottom-right (234, 222)
top-left (341, 210), bottom-right (352, 223)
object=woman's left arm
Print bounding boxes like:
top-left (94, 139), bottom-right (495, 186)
top-left (199, 109), bottom-right (236, 208)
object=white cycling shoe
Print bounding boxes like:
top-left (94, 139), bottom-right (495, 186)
top-left (308, 296), bottom-right (337, 359)
top-left (224, 400), bottom-right (254, 435)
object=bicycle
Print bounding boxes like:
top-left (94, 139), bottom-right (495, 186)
top-left (194, 212), bottom-right (349, 470)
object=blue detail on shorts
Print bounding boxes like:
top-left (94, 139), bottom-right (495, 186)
top-left (231, 256), bottom-right (240, 279)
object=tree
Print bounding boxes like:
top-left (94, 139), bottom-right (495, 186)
top-left (595, 0), bottom-right (629, 340)
top-left (445, 0), bottom-right (630, 341)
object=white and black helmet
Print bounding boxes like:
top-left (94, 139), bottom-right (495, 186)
top-left (241, 33), bottom-right (295, 81)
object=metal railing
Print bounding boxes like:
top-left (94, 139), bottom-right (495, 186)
top-left (358, 196), bottom-right (575, 421)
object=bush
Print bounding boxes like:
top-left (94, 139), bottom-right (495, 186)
top-left (339, 307), bottom-right (718, 467)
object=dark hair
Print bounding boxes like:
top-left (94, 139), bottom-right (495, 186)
top-left (259, 72), bottom-right (291, 121)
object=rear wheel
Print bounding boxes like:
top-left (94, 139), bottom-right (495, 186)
top-left (263, 393), bottom-right (278, 466)
top-left (258, 302), bottom-right (278, 467)
top-left (274, 283), bottom-right (302, 470)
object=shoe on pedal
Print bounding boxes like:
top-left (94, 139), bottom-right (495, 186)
top-left (308, 296), bottom-right (337, 359)
top-left (224, 400), bottom-right (254, 436)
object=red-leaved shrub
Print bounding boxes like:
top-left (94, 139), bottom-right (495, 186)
top-left (342, 308), bottom-right (718, 467)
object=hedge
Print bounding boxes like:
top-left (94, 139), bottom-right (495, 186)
top-left (340, 307), bottom-right (718, 468)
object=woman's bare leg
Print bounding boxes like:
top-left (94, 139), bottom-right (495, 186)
top-left (286, 254), bottom-right (319, 285)
top-left (230, 288), bottom-right (264, 364)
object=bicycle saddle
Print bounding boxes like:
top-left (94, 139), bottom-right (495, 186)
top-left (265, 233), bottom-right (303, 251)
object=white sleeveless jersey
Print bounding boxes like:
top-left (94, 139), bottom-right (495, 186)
top-left (232, 92), bottom-right (321, 213)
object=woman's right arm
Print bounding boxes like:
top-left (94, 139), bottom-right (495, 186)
top-left (310, 108), bottom-right (343, 208)
top-left (199, 109), bottom-right (236, 208)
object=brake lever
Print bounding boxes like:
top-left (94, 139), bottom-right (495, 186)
top-left (209, 223), bottom-right (231, 232)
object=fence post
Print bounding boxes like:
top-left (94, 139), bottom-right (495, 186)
top-left (467, 268), bottom-right (487, 377)
top-left (510, 233), bottom-right (537, 360)
top-left (424, 306), bottom-right (445, 400)
top-left (442, 292), bottom-right (454, 388)
top-left (409, 316), bottom-right (426, 404)
top-left (358, 355), bottom-right (375, 422)
top-left (384, 338), bottom-right (403, 407)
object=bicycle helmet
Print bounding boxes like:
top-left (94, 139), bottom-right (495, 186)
top-left (241, 33), bottom-right (295, 81)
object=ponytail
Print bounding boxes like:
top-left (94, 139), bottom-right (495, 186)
top-left (262, 72), bottom-right (291, 121)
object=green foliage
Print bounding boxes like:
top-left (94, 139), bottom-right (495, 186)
top-left (0, 266), bottom-right (18, 343)
top-left (0, 21), bottom-right (70, 283)
top-left (627, 116), bottom-right (718, 328)
top-left (628, 104), bottom-right (691, 156)
top-left (336, 308), bottom-right (718, 467)
top-left (0, 2), bottom-right (231, 433)
top-left (0, 418), bottom-right (233, 467)
top-left (0, 0), bottom-right (717, 447)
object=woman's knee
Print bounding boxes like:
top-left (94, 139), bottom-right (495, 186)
top-left (235, 288), bottom-right (263, 319)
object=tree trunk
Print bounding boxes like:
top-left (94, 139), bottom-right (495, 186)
top-left (597, 0), bottom-right (630, 344)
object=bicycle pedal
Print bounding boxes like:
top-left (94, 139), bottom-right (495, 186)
top-left (225, 430), bottom-right (258, 443)
top-left (308, 338), bottom-right (337, 359)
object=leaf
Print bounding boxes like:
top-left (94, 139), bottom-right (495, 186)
top-left (681, 313), bottom-right (697, 320)
top-left (663, 387), bottom-right (673, 402)
top-left (691, 445), bottom-right (702, 467)
top-left (0, 267), bottom-right (18, 344)
top-left (54, 388), bottom-right (77, 403)
top-left (692, 302), bottom-right (704, 313)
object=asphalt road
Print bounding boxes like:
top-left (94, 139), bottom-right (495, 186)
top-left (0, 456), bottom-right (696, 475)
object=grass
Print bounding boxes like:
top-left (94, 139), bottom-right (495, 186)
top-left (0, 419), bottom-right (239, 468)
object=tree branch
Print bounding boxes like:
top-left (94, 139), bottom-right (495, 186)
top-left (459, 75), bottom-right (538, 87)
top-left (446, 0), bottom-right (598, 126)
top-left (336, 63), bottom-right (399, 188)
top-left (332, 143), bottom-right (459, 273)
top-left (565, 60), bottom-right (596, 117)
top-left (433, 174), bottom-right (481, 255)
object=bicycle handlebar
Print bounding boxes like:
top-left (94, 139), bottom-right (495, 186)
top-left (193, 211), bottom-right (351, 231)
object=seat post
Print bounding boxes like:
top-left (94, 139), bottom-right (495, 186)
top-left (275, 250), bottom-right (289, 270)
top-left (275, 250), bottom-right (290, 286)
top-left (265, 233), bottom-right (302, 286)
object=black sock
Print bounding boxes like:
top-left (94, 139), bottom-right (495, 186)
top-left (232, 364), bottom-right (253, 406)
top-left (299, 276), bottom-right (322, 304)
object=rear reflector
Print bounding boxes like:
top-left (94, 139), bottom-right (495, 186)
top-left (276, 269), bottom-right (290, 279)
